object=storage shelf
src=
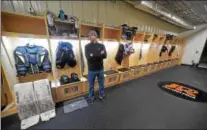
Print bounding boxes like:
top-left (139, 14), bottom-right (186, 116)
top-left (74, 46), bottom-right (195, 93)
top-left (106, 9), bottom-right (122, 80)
top-left (81, 23), bottom-right (102, 28)
top-left (1, 31), bottom-right (48, 38)
top-left (80, 37), bottom-right (102, 42)
top-left (18, 72), bottom-right (53, 83)
top-left (50, 35), bottom-right (79, 40)
top-left (120, 39), bottom-right (132, 43)
top-left (1, 103), bottom-right (17, 118)
top-left (103, 38), bottom-right (118, 42)
top-left (105, 26), bottom-right (120, 30)
top-left (133, 32), bottom-right (145, 42)
top-left (2, 11), bottom-right (47, 35)
top-left (104, 27), bottom-right (120, 41)
top-left (54, 19), bottom-right (74, 24)
top-left (1, 11), bottom-right (45, 20)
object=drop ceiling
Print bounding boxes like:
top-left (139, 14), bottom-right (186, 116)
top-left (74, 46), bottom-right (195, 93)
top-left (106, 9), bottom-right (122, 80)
top-left (154, 0), bottom-right (207, 25)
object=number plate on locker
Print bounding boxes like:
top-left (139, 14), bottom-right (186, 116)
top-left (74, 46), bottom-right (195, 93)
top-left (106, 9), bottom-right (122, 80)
top-left (123, 73), bottom-right (130, 79)
top-left (64, 86), bottom-right (78, 95)
top-left (108, 76), bottom-right (117, 82)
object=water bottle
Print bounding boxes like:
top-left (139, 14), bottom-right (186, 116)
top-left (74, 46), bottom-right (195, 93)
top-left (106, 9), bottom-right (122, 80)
top-left (59, 9), bottom-right (65, 21)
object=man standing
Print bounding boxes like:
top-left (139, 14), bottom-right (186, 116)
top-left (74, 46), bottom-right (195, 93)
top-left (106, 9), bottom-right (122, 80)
top-left (85, 30), bottom-right (107, 104)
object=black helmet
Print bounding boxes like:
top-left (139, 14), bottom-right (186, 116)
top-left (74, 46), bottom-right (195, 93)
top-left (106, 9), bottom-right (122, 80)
top-left (60, 75), bottom-right (70, 85)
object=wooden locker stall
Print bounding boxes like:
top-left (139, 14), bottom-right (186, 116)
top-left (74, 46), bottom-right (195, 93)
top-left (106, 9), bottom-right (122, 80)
top-left (168, 37), bottom-right (177, 67)
top-left (1, 11), bottom-right (53, 83)
top-left (79, 22), bottom-right (104, 93)
top-left (102, 25), bottom-right (121, 87)
top-left (174, 38), bottom-right (180, 60)
top-left (147, 33), bottom-right (157, 64)
top-left (169, 37), bottom-right (176, 60)
top-left (178, 39), bottom-right (186, 65)
top-left (1, 65), bottom-right (17, 118)
top-left (1, 11), bottom-right (56, 117)
top-left (172, 38), bottom-right (180, 66)
top-left (158, 35), bottom-right (168, 70)
top-left (49, 38), bottom-right (84, 102)
top-left (151, 35), bottom-right (163, 72)
top-left (175, 39), bottom-right (182, 65)
top-left (162, 36), bottom-right (170, 69)
top-left (167, 37), bottom-right (173, 67)
top-left (118, 26), bottom-right (134, 83)
top-left (165, 36), bottom-right (174, 68)
top-left (46, 18), bottom-right (85, 102)
top-left (146, 33), bottom-right (163, 74)
top-left (129, 32), bottom-right (144, 79)
top-left (138, 32), bottom-right (153, 76)
top-left (155, 35), bottom-right (165, 71)
top-left (149, 34), bottom-right (161, 72)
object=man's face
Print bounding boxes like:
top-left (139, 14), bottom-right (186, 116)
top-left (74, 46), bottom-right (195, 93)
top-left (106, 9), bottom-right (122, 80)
top-left (88, 35), bottom-right (97, 42)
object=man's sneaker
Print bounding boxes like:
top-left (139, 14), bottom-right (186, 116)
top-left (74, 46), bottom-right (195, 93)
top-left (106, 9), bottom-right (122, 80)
top-left (88, 97), bottom-right (95, 105)
top-left (99, 95), bottom-right (106, 102)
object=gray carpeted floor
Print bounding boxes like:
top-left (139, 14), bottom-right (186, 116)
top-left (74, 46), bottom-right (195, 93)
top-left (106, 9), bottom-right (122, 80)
top-left (2, 65), bottom-right (207, 129)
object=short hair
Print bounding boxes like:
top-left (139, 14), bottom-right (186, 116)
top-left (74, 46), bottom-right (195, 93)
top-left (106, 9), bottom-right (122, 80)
top-left (88, 30), bottom-right (98, 37)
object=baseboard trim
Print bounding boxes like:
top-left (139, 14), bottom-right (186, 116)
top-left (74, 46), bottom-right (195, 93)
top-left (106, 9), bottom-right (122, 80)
top-left (181, 64), bottom-right (192, 66)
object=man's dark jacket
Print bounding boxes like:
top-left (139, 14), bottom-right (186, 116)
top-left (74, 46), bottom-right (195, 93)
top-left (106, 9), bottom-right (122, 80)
top-left (85, 42), bottom-right (107, 71)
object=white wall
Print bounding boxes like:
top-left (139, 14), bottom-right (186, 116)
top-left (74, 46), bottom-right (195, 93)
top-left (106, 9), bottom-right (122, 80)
top-left (182, 28), bottom-right (207, 65)
top-left (179, 24), bottom-right (207, 38)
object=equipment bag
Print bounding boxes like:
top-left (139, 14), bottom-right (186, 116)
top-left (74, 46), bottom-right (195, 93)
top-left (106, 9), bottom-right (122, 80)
top-left (56, 41), bottom-right (77, 69)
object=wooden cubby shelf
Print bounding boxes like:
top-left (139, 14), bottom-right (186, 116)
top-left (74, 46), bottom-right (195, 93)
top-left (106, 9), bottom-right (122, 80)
top-left (133, 32), bottom-right (145, 42)
top-left (80, 23), bottom-right (103, 39)
top-left (1, 31), bottom-right (48, 38)
top-left (152, 34), bottom-right (159, 43)
top-left (1, 11), bottom-right (46, 35)
top-left (50, 36), bottom-right (79, 40)
top-left (104, 26), bottom-right (120, 41)
top-left (144, 33), bottom-right (153, 42)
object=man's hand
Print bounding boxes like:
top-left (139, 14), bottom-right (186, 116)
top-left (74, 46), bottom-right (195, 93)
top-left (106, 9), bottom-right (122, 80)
top-left (90, 53), bottom-right (93, 57)
top-left (101, 50), bottom-right (105, 54)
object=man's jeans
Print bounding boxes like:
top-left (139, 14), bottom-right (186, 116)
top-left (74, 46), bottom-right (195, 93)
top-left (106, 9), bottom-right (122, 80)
top-left (88, 69), bottom-right (105, 99)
